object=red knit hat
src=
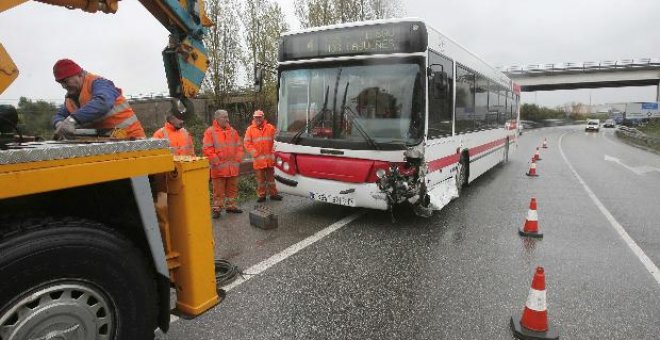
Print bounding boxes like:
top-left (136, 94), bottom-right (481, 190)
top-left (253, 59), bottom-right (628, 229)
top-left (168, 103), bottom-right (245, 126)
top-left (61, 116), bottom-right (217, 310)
top-left (53, 59), bottom-right (82, 81)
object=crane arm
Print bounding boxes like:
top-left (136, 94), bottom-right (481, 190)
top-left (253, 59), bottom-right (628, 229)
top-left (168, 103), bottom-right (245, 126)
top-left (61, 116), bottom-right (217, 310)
top-left (0, 0), bottom-right (213, 112)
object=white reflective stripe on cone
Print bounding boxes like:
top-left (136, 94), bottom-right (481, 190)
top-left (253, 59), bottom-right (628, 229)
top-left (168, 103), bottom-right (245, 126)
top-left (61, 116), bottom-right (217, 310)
top-left (525, 288), bottom-right (547, 312)
top-left (527, 210), bottom-right (538, 221)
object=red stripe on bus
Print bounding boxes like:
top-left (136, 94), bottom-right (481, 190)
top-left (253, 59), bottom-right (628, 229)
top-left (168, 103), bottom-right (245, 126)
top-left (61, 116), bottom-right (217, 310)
top-left (469, 138), bottom-right (506, 158)
top-left (428, 154), bottom-right (460, 172)
top-left (427, 138), bottom-right (506, 173)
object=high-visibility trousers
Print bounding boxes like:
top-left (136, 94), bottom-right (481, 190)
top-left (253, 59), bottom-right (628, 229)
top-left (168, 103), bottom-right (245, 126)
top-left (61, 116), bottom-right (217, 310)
top-left (255, 167), bottom-right (278, 198)
top-left (211, 176), bottom-right (239, 211)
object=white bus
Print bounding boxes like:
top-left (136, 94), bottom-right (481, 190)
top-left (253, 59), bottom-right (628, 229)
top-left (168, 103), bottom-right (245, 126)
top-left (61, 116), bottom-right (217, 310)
top-left (273, 18), bottom-right (520, 216)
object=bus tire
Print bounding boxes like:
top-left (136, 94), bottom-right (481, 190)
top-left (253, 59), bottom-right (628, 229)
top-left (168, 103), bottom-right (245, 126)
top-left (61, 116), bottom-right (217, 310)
top-left (0, 217), bottom-right (158, 340)
top-left (456, 155), bottom-right (468, 194)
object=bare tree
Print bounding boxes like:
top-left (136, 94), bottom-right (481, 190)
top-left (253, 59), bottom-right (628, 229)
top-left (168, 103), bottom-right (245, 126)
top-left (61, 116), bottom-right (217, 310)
top-left (203, 0), bottom-right (244, 109)
top-left (241, 0), bottom-right (288, 115)
top-left (294, 0), bottom-right (404, 28)
top-left (367, 0), bottom-right (404, 19)
top-left (295, 0), bottom-right (335, 28)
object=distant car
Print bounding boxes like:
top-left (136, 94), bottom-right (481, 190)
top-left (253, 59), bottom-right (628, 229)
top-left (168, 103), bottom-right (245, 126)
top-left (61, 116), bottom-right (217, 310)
top-left (585, 119), bottom-right (600, 132)
top-left (603, 119), bottom-right (615, 128)
top-left (518, 124), bottom-right (523, 135)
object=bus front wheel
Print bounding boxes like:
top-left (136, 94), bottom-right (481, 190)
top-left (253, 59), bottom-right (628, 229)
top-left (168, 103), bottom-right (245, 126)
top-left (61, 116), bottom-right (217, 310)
top-left (456, 156), bottom-right (468, 195)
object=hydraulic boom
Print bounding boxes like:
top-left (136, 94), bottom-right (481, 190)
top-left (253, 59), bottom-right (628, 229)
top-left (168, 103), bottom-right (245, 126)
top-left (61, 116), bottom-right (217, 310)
top-left (0, 0), bottom-right (212, 111)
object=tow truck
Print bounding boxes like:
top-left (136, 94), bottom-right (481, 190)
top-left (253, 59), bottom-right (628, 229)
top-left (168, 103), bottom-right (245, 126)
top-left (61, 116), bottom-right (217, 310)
top-left (1, 1), bottom-right (221, 339)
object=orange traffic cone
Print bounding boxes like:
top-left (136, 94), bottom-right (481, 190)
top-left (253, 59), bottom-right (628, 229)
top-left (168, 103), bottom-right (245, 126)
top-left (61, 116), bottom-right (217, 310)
top-left (519, 197), bottom-right (543, 238)
top-left (542, 138), bottom-right (548, 149)
top-left (534, 147), bottom-right (542, 161)
top-left (510, 267), bottom-right (559, 340)
top-left (526, 159), bottom-right (539, 177)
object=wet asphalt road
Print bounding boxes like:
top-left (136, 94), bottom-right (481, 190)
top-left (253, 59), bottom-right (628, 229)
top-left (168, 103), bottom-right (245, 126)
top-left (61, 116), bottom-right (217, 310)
top-left (158, 125), bottom-right (660, 339)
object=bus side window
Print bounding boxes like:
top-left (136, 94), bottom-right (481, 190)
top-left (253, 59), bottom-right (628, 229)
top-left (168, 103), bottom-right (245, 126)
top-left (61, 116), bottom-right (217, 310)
top-left (428, 50), bottom-right (453, 139)
top-left (456, 64), bottom-right (476, 134)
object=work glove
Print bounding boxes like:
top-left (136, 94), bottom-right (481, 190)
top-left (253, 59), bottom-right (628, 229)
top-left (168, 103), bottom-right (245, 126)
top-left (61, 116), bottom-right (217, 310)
top-left (54, 117), bottom-right (77, 140)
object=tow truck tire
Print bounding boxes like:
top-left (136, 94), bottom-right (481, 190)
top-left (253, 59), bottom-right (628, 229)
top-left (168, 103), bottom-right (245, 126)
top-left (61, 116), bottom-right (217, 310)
top-left (0, 217), bottom-right (158, 340)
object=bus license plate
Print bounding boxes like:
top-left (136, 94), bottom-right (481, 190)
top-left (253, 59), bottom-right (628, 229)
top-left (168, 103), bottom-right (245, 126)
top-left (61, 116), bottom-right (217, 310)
top-left (309, 192), bottom-right (355, 207)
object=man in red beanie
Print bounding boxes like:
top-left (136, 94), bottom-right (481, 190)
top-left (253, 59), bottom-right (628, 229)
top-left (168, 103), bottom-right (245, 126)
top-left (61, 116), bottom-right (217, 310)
top-left (52, 59), bottom-right (145, 139)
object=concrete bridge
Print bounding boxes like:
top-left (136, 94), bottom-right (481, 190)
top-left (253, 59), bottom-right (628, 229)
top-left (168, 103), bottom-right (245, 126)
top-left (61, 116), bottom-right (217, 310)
top-left (501, 58), bottom-right (660, 101)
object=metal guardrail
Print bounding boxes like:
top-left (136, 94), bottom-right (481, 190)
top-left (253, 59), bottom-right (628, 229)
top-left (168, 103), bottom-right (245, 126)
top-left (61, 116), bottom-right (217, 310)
top-left (500, 58), bottom-right (660, 74)
top-left (616, 126), bottom-right (660, 147)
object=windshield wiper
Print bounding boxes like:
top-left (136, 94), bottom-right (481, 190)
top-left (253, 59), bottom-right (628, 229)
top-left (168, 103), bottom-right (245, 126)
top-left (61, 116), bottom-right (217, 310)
top-left (340, 82), bottom-right (380, 151)
top-left (290, 85), bottom-right (329, 144)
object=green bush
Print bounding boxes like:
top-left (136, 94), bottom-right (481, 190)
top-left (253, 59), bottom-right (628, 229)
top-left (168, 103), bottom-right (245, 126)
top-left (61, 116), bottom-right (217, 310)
top-left (638, 118), bottom-right (660, 138)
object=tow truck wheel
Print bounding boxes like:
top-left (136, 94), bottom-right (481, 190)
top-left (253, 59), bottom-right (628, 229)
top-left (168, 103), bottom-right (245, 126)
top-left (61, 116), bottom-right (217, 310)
top-left (0, 217), bottom-right (158, 340)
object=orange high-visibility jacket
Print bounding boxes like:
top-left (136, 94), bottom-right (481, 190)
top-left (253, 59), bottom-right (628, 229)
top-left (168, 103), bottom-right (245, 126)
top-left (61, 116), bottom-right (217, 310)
top-left (64, 73), bottom-right (145, 138)
top-left (203, 120), bottom-right (244, 178)
top-left (153, 122), bottom-right (195, 156)
top-left (244, 120), bottom-right (276, 170)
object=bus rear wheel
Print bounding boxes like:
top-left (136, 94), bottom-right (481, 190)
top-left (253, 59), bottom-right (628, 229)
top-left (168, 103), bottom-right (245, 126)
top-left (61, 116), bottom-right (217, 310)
top-left (0, 217), bottom-right (158, 340)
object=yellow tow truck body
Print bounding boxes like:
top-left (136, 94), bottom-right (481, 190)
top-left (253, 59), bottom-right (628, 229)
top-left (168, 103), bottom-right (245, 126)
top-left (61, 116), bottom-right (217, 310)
top-left (0, 140), bottom-right (220, 338)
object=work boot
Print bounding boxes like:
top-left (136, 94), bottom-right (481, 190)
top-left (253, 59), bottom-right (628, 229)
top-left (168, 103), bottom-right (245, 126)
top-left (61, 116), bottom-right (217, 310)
top-left (257, 197), bottom-right (266, 203)
top-left (212, 210), bottom-right (221, 219)
top-left (270, 194), bottom-right (283, 201)
top-left (226, 207), bottom-right (243, 214)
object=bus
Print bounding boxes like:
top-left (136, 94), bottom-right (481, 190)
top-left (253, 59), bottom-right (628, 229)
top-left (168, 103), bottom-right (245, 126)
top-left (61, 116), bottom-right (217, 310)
top-left (272, 18), bottom-right (520, 216)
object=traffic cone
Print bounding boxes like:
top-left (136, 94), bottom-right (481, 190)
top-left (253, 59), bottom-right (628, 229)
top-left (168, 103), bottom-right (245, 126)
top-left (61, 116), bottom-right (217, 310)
top-left (519, 197), bottom-right (543, 238)
top-left (542, 138), bottom-right (548, 149)
top-left (534, 147), bottom-right (542, 161)
top-left (510, 267), bottom-right (559, 340)
top-left (526, 159), bottom-right (539, 177)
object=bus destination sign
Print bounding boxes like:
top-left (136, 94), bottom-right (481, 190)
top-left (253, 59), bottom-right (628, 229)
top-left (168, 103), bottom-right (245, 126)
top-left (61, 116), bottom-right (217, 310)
top-left (279, 21), bottom-right (428, 61)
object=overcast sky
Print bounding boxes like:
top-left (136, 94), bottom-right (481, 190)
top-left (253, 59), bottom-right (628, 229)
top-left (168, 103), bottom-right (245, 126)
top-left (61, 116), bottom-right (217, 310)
top-left (1, 0), bottom-right (659, 108)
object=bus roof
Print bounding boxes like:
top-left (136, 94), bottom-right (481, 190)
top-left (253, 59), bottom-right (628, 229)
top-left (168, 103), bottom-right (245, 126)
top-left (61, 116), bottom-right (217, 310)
top-left (281, 17), bottom-right (425, 37)
top-left (281, 18), bottom-right (513, 90)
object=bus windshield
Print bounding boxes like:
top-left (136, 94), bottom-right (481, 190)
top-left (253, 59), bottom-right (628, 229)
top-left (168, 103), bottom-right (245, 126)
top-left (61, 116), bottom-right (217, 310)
top-left (277, 61), bottom-right (424, 150)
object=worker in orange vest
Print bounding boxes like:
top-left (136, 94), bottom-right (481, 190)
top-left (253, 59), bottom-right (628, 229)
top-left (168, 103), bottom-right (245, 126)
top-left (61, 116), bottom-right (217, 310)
top-left (153, 114), bottom-right (195, 156)
top-left (203, 110), bottom-right (244, 218)
top-left (52, 59), bottom-right (145, 139)
top-left (244, 110), bottom-right (282, 202)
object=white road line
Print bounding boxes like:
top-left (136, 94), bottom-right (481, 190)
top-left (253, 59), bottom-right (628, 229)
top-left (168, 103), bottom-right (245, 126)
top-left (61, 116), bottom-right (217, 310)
top-left (223, 211), bottom-right (365, 292)
top-left (168, 211), bottom-right (364, 325)
top-left (559, 132), bottom-right (660, 286)
top-left (604, 154), bottom-right (645, 175)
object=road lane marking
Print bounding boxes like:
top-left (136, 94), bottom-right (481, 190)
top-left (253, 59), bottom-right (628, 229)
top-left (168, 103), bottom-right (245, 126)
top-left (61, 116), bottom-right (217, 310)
top-left (167, 211), bottom-right (364, 326)
top-left (604, 154), bottom-right (660, 175)
top-left (604, 154), bottom-right (645, 175)
top-left (559, 133), bottom-right (660, 286)
top-left (223, 211), bottom-right (365, 292)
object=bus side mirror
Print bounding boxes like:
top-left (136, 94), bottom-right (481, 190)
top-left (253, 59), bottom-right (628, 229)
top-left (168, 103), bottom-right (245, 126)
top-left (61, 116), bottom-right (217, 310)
top-left (434, 72), bottom-right (448, 91)
top-left (428, 64), bottom-right (448, 93)
top-left (254, 67), bottom-right (263, 93)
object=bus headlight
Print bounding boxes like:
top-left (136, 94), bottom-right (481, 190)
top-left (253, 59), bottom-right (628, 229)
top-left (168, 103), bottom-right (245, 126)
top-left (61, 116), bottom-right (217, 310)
top-left (276, 157), bottom-right (283, 167)
top-left (283, 162), bottom-right (290, 172)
